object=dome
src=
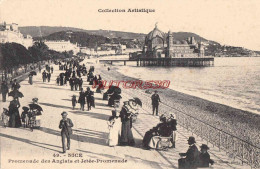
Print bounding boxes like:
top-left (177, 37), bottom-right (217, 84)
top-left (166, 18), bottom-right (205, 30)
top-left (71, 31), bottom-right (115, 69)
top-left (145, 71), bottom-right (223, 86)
top-left (181, 40), bottom-right (188, 44)
top-left (173, 40), bottom-right (181, 44)
top-left (146, 25), bottom-right (165, 41)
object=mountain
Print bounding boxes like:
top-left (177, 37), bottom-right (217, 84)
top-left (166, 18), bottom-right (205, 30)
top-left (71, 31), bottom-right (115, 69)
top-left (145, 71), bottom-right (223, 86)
top-left (19, 26), bottom-right (146, 40)
top-left (19, 26), bottom-right (217, 43)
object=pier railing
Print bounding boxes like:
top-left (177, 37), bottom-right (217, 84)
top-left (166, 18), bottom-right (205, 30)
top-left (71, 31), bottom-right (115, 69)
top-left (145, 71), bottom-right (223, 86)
top-left (122, 89), bottom-right (260, 168)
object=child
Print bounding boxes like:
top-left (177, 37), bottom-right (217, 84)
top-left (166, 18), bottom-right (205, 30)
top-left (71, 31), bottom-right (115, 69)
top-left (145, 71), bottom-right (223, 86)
top-left (199, 144), bottom-right (214, 168)
top-left (1, 108), bottom-right (9, 128)
top-left (21, 107), bottom-right (30, 128)
top-left (72, 95), bottom-right (77, 110)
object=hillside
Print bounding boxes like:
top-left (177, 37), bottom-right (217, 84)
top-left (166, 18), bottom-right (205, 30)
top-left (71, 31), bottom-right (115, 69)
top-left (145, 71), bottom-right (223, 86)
top-left (19, 26), bottom-right (259, 56)
top-left (19, 26), bottom-right (146, 40)
top-left (19, 26), bottom-right (216, 43)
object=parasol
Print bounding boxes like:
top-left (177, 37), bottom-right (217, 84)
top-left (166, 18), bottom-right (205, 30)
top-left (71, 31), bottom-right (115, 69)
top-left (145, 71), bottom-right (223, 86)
top-left (29, 104), bottom-right (43, 111)
top-left (22, 106), bottom-right (30, 111)
top-left (8, 90), bottom-right (24, 98)
top-left (30, 71), bottom-right (37, 76)
top-left (133, 97), bottom-right (142, 107)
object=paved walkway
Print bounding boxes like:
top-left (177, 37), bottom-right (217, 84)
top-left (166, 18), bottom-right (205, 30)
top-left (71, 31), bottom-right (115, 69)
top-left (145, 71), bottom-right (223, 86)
top-left (0, 60), bottom-right (250, 169)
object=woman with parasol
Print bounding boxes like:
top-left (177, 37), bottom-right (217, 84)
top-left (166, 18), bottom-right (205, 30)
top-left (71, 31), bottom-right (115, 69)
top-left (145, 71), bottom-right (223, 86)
top-left (119, 97), bottom-right (142, 146)
top-left (28, 71), bottom-right (37, 85)
top-left (28, 98), bottom-right (43, 131)
top-left (8, 97), bottom-right (22, 128)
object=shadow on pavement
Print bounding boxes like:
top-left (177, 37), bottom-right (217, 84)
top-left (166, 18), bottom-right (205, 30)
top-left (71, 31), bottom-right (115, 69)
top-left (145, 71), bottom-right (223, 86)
top-left (0, 133), bottom-right (61, 152)
top-left (69, 111), bottom-right (110, 121)
top-left (40, 102), bottom-right (72, 109)
top-left (39, 127), bottom-right (107, 146)
top-left (38, 86), bottom-right (70, 91)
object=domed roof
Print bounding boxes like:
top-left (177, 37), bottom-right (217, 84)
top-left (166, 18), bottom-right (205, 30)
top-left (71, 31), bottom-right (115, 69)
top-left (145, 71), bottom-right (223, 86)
top-left (173, 40), bottom-right (181, 44)
top-left (181, 40), bottom-right (188, 44)
top-left (146, 25), bottom-right (165, 41)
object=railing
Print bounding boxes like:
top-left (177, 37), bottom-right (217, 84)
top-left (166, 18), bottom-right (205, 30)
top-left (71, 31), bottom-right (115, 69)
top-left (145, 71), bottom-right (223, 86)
top-left (100, 69), bottom-right (260, 168)
top-left (122, 88), bottom-right (260, 168)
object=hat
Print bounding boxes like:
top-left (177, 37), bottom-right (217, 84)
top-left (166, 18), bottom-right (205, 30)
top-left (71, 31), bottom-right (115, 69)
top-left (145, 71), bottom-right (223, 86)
top-left (61, 111), bottom-right (68, 116)
top-left (22, 106), bottom-right (29, 111)
top-left (154, 90), bottom-right (158, 93)
top-left (187, 136), bottom-right (196, 144)
top-left (200, 144), bottom-right (209, 150)
top-left (32, 98), bottom-right (38, 102)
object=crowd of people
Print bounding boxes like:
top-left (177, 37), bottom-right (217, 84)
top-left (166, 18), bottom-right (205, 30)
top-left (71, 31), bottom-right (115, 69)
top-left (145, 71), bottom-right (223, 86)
top-left (0, 58), bottom-right (215, 168)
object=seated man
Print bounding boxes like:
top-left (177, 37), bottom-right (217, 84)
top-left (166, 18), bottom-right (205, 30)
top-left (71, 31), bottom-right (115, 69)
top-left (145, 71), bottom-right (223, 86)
top-left (178, 136), bottom-right (200, 169)
top-left (198, 144), bottom-right (214, 168)
top-left (143, 115), bottom-right (174, 150)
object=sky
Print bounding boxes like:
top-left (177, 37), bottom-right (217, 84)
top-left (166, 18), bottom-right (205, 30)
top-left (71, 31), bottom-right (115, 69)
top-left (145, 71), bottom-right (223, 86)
top-left (0, 0), bottom-right (260, 50)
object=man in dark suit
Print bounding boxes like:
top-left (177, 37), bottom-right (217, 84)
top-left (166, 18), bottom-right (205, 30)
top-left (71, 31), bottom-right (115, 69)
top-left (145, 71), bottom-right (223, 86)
top-left (59, 112), bottom-right (74, 153)
top-left (178, 136), bottom-right (200, 169)
top-left (151, 90), bottom-right (161, 116)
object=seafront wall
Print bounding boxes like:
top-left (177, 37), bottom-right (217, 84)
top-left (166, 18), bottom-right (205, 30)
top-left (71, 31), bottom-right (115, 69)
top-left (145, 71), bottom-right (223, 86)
top-left (97, 64), bottom-right (260, 168)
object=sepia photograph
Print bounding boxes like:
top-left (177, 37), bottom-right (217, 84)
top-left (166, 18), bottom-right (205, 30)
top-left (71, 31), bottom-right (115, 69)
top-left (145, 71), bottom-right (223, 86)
top-left (0, 0), bottom-right (259, 168)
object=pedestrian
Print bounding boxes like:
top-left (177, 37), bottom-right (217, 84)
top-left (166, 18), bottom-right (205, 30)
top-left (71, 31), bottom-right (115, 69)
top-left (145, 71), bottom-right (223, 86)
top-left (85, 87), bottom-right (93, 111)
top-left (69, 77), bottom-right (74, 91)
top-left (59, 112), bottom-right (74, 153)
top-left (11, 79), bottom-right (20, 90)
top-left (47, 73), bottom-right (51, 82)
top-left (60, 74), bottom-right (64, 86)
top-left (178, 136), bottom-right (200, 169)
top-left (198, 144), bottom-right (214, 168)
top-left (72, 95), bottom-right (77, 110)
top-left (78, 77), bottom-right (83, 90)
top-left (8, 97), bottom-right (22, 128)
top-left (1, 81), bottom-right (9, 102)
top-left (21, 107), bottom-right (30, 128)
top-left (56, 76), bottom-right (60, 85)
top-left (28, 74), bottom-right (33, 85)
top-left (1, 108), bottom-right (9, 128)
top-left (78, 88), bottom-right (85, 111)
top-left (42, 70), bottom-right (47, 82)
top-left (51, 66), bottom-right (54, 73)
top-left (119, 98), bottom-right (141, 146)
top-left (74, 77), bottom-right (79, 91)
top-left (107, 110), bottom-right (121, 147)
top-left (151, 90), bottom-right (161, 116)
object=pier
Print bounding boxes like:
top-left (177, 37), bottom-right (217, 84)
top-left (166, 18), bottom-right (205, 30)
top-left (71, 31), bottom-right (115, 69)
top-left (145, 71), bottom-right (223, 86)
top-left (99, 57), bottom-right (214, 67)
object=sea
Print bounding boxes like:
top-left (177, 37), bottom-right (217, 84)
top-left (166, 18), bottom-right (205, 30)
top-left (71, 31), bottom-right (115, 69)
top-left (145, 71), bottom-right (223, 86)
top-left (100, 56), bottom-right (260, 115)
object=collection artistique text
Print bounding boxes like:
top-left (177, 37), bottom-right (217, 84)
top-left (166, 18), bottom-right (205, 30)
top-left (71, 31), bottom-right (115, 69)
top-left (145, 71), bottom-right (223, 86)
top-left (98, 8), bottom-right (155, 13)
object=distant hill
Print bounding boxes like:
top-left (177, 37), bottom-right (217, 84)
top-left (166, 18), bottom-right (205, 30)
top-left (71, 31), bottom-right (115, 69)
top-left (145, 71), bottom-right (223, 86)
top-left (19, 26), bottom-right (259, 56)
top-left (19, 26), bottom-right (146, 40)
top-left (19, 26), bottom-right (217, 44)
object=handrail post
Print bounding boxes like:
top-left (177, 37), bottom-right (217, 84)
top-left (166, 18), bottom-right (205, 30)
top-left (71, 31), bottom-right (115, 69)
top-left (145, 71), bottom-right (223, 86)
top-left (219, 130), bottom-right (221, 151)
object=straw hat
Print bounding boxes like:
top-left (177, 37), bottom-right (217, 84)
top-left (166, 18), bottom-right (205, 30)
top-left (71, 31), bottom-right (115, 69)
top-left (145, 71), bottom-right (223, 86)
top-left (61, 111), bottom-right (68, 116)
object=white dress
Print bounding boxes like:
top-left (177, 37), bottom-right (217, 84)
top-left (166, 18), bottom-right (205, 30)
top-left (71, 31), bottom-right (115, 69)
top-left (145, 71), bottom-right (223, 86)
top-left (108, 117), bottom-right (122, 146)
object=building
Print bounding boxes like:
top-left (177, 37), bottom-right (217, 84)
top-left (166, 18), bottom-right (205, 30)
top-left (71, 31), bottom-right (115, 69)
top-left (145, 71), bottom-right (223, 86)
top-left (0, 22), bottom-right (33, 48)
top-left (44, 40), bottom-right (80, 54)
top-left (142, 24), bottom-right (205, 58)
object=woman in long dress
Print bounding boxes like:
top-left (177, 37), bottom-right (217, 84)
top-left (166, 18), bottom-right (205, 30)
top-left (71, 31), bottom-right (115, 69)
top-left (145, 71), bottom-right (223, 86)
top-left (107, 111), bottom-right (121, 147)
top-left (28, 74), bottom-right (33, 85)
top-left (119, 100), bottom-right (139, 146)
top-left (8, 97), bottom-right (22, 128)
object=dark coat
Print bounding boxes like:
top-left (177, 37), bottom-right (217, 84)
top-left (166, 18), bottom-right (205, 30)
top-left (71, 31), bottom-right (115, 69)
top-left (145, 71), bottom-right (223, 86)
top-left (151, 94), bottom-right (160, 105)
top-left (199, 152), bottom-right (214, 167)
top-left (78, 92), bottom-right (86, 104)
top-left (59, 118), bottom-right (74, 136)
top-left (1, 83), bottom-right (9, 94)
top-left (182, 144), bottom-right (200, 168)
top-left (12, 82), bottom-right (20, 91)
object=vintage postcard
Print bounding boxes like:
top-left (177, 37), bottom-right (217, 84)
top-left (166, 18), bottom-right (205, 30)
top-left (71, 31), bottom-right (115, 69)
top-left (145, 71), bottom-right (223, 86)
top-left (0, 0), bottom-right (259, 169)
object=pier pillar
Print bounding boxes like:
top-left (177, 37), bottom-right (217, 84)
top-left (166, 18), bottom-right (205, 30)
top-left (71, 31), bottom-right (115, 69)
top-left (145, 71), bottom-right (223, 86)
top-left (124, 61), bottom-right (126, 66)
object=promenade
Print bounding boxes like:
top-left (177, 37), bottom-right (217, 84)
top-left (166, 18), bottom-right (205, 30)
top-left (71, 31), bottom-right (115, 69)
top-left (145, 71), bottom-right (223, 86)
top-left (0, 59), bottom-right (250, 169)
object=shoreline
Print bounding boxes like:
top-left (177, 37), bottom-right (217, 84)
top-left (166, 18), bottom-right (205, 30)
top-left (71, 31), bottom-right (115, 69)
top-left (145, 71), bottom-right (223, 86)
top-left (96, 62), bottom-right (260, 146)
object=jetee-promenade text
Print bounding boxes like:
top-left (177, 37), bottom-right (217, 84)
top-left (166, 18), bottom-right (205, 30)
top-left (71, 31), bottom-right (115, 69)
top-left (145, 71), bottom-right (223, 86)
top-left (92, 80), bottom-right (170, 89)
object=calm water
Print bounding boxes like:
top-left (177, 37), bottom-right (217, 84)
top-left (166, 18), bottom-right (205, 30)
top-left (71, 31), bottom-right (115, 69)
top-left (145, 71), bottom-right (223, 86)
top-left (109, 57), bottom-right (260, 114)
